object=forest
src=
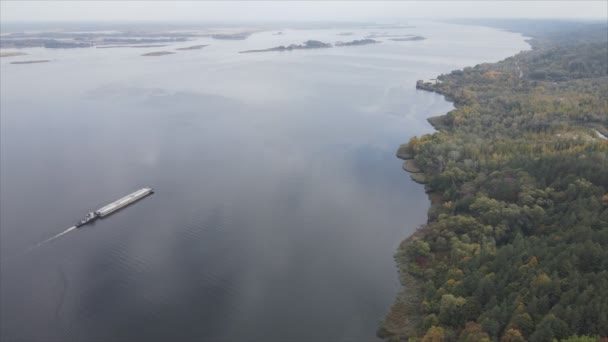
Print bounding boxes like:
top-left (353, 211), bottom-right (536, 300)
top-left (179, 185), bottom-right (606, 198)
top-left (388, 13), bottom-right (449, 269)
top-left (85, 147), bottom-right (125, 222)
top-left (380, 21), bottom-right (608, 342)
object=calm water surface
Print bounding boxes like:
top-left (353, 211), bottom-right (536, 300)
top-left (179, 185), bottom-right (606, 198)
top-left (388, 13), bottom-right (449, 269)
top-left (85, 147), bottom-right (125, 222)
top-left (1, 22), bottom-right (528, 341)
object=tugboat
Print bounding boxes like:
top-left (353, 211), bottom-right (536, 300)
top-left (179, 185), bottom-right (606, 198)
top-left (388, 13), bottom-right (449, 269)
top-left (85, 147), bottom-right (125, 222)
top-left (76, 211), bottom-right (99, 228)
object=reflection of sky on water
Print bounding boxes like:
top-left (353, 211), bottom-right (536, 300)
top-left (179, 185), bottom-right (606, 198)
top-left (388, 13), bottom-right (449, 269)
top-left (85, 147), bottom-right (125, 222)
top-left (0, 21), bottom-right (528, 341)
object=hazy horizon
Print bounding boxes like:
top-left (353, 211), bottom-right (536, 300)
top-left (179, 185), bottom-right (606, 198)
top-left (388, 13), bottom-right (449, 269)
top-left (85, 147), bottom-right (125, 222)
top-left (1, 1), bottom-right (607, 24)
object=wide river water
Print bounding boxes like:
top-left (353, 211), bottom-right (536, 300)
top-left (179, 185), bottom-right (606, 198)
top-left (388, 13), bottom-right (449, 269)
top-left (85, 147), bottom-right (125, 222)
top-left (1, 21), bottom-right (528, 341)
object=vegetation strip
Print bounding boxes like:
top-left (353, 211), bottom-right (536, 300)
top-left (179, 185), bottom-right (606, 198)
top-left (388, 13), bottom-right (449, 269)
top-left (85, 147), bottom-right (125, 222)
top-left (380, 21), bottom-right (608, 342)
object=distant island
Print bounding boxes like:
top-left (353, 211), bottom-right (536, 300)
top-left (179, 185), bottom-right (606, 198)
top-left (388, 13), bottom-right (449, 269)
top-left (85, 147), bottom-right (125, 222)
top-left (97, 44), bottom-right (168, 49)
top-left (102, 38), bottom-right (188, 45)
top-left (366, 33), bottom-right (422, 39)
top-left (141, 51), bottom-right (176, 57)
top-left (240, 40), bottom-right (332, 53)
top-left (176, 45), bottom-right (208, 51)
top-left (44, 41), bottom-right (95, 48)
top-left (210, 32), bottom-right (251, 40)
top-left (0, 29), bottom-right (252, 49)
top-left (337, 32), bottom-right (355, 36)
top-left (10, 60), bottom-right (50, 64)
top-left (1, 38), bottom-right (186, 49)
top-left (335, 39), bottom-right (380, 46)
top-left (0, 51), bottom-right (28, 57)
top-left (390, 36), bottom-right (425, 42)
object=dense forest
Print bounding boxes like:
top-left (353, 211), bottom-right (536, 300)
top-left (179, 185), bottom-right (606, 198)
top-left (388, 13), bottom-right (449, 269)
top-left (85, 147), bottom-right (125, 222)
top-left (379, 21), bottom-right (608, 342)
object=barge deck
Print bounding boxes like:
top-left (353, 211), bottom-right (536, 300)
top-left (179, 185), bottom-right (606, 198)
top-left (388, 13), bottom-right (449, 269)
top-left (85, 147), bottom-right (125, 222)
top-left (76, 187), bottom-right (154, 227)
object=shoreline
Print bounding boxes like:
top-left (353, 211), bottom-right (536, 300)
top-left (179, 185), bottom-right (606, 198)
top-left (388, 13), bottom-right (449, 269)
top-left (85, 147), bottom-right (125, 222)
top-left (378, 91), bottom-right (447, 341)
top-left (379, 27), bottom-right (535, 340)
top-left (379, 19), bottom-right (608, 341)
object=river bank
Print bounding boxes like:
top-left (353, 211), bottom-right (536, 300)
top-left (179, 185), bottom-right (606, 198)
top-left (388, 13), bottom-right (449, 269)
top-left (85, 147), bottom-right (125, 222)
top-left (378, 23), bottom-right (536, 340)
top-left (378, 84), bottom-right (450, 342)
top-left (379, 20), bottom-right (608, 341)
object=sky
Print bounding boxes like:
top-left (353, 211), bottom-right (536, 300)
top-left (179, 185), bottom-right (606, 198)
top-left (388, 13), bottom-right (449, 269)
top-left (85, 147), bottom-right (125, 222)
top-left (1, 1), bottom-right (607, 22)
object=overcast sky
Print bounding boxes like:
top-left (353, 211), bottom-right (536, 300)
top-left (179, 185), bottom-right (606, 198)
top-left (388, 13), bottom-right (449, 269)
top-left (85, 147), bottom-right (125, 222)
top-left (1, 1), bottom-right (607, 22)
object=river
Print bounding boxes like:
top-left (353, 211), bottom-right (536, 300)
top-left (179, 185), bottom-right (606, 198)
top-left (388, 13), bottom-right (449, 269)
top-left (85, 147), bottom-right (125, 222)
top-left (0, 21), bottom-right (528, 341)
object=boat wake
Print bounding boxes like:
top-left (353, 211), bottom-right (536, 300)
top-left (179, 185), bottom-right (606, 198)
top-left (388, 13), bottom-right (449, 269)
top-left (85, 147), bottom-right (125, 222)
top-left (1, 187), bottom-right (154, 264)
top-left (0, 226), bottom-right (77, 264)
top-left (34, 226), bottom-right (77, 248)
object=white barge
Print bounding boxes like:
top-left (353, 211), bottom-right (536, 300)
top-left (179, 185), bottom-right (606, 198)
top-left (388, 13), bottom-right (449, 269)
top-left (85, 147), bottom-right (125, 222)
top-left (76, 187), bottom-right (154, 227)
